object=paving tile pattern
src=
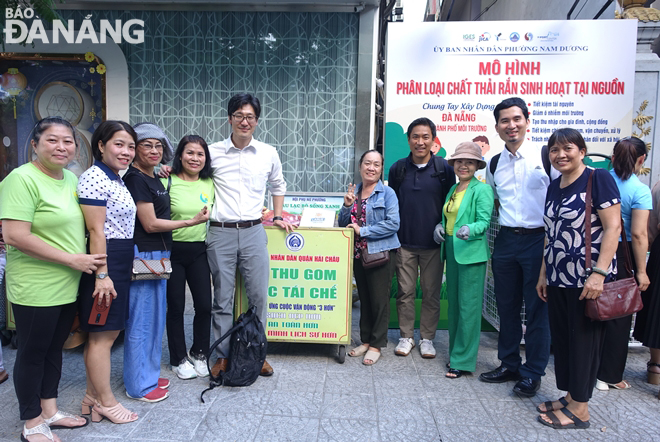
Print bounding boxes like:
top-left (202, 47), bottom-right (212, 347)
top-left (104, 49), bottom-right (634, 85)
top-left (0, 294), bottom-right (658, 441)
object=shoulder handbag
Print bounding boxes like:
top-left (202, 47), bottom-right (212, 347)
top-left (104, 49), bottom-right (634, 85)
top-left (583, 169), bottom-right (643, 321)
top-left (131, 234), bottom-right (172, 281)
top-left (356, 189), bottom-right (390, 269)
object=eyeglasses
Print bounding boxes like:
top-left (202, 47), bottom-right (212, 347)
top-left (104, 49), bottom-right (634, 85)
top-left (138, 142), bottom-right (163, 151)
top-left (232, 113), bottom-right (257, 124)
top-left (447, 193), bottom-right (458, 212)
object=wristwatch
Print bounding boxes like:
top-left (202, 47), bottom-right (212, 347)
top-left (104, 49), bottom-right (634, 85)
top-left (96, 272), bottom-right (108, 279)
top-left (273, 216), bottom-right (284, 221)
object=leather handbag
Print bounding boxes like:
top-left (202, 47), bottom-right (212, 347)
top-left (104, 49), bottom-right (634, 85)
top-left (583, 169), bottom-right (643, 321)
top-left (131, 234), bottom-right (172, 281)
top-left (355, 189), bottom-right (389, 269)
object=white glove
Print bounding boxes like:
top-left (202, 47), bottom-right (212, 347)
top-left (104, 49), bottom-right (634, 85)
top-left (456, 225), bottom-right (470, 240)
top-left (433, 223), bottom-right (445, 244)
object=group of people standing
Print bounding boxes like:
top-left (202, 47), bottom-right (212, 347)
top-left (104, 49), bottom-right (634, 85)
top-left (0, 93), bottom-right (293, 441)
top-left (343, 97), bottom-right (660, 430)
top-left (1, 91), bottom-right (659, 438)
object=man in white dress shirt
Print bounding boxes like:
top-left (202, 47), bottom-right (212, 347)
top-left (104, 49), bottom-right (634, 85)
top-left (207, 93), bottom-right (294, 378)
top-left (480, 97), bottom-right (558, 397)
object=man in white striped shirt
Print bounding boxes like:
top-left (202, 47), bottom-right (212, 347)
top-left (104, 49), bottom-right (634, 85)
top-left (207, 93), bottom-right (294, 378)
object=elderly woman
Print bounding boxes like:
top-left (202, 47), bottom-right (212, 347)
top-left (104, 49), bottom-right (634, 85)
top-left (0, 117), bottom-right (105, 441)
top-left (339, 150), bottom-right (400, 366)
top-left (536, 128), bottom-right (621, 430)
top-left (440, 142), bottom-right (494, 379)
top-left (162, 135), bottom-right (215, 379)
top-left (595, 137), bottom-right (652, 391)
top-left (123, 123), bottom-right (209, 402)
top-left (77, 121), bottom-right (139, 423)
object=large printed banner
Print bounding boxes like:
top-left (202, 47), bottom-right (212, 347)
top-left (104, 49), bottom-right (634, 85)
top-left (384, 20), bottom-right (637, 179)
top-left (236, 227), bottom-right (353, 344)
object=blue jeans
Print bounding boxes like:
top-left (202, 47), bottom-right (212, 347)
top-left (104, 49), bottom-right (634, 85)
top-left (123, 248), bottom-right (170, 398)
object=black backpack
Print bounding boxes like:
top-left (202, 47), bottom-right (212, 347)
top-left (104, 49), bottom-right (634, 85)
top-left (200, 306), bottom-right (267, 402)
top-left (389, 155), bottom-right (450, 196)
top-left (489, 145), bottom-right (551, 184)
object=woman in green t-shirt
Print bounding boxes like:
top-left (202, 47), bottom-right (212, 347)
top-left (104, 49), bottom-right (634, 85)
top-left (162, 135), bottom-right (215, 379)
top-left (0, 117), bottom-right (106, 441)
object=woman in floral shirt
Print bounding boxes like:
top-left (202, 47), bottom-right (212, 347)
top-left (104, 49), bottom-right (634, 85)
top-left (535, 128), bottom-right (621, 430)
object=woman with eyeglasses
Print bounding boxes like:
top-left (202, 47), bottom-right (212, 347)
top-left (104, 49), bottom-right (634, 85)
top-left (594, 136), bottom-right (651, 392)
top-left (122, 123), bottom-right (209, 403)
top-left (438, 142), bottom-right (494, 379)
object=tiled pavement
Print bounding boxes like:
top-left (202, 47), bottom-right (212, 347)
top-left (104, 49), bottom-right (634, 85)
top-left (0, 297), bottom-right (659, 441)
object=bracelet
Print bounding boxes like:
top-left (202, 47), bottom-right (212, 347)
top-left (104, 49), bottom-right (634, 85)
top-left (273, 216), bottom-right (283, 221)
top-left (590, 266), bottom-right (608, 277)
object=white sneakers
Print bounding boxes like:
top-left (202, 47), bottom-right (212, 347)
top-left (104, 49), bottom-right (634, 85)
top-left (172, 352), bottom-right (210, 380)
top-left (419, 339), bottom-right (436, 359)
top-left (172, 358), bottom-right (197, 380)
top-left (189, 351), bottom-right (210, 378)
top-left (394, 337), bottom-right (436, 358)
top-left (395, 337), bottom-right (415, 356)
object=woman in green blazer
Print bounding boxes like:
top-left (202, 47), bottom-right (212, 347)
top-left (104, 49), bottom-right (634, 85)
top-left (441, 141), bottom-right (494, 378)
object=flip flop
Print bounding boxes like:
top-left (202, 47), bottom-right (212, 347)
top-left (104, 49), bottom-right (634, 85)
top-left (597, 379), bottom-right (632, 390)
top-left (537, 408), bottom-right (590, 430)
top-left (348, 344), bottom-right (369, 357)
top-left (363, 349), bottom-right (381, 366)
top-left (21, 423), bottom-right (54, 442)
top-left (536, 396), bottom-right (569, 413)
top-left (608, 380), bottom-right (631, 390)
top-left (44, 410), bottom-right (89, 429)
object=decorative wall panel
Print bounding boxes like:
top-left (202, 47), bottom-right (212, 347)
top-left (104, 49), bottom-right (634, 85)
top-left (63, 10), bottom-right (359, 192)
